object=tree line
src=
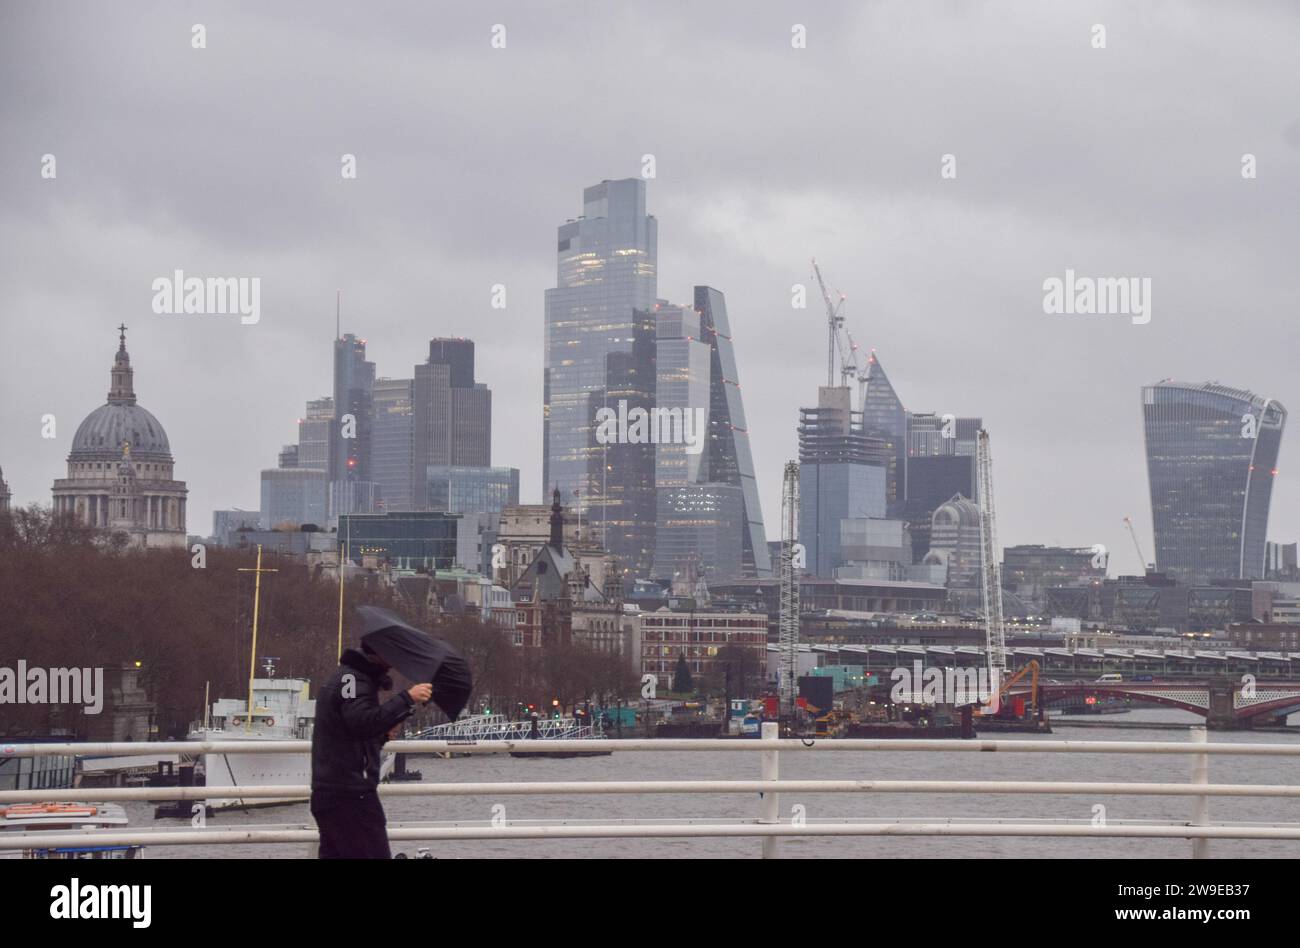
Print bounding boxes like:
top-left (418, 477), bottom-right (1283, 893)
top-left (0, 506), bottom-right (641, 739)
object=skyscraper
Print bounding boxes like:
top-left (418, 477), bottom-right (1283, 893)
top-left (543, 178), bottom-right (658, 580)
top-left (798, 386), bottom-right (888, 577)
top-left (907, 412), bottom-right (981, 458)
top-left (695, 286), bottom-right (770, 578)
top-left (372, 377), bottom-right (414, 511)
top-left (1142, 380), bottom-right (1286, 585)
top-left (297, 397), bottom-right (333, 471)
top-left (859, 352), bottom-right (907, 514)
top-left (412, 338), bottom-right (491, 509)
top-left (330, 333), bottom-right (377, 520)
top-left (651, 299), bottom-right (742, 582)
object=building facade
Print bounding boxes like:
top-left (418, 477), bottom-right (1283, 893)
top-left (330, 333), bottom-right (377, 520)
top-left (1143, 380), bottom-right (1286, 585)
top-left (426, 464), bottom-right (520, 572)
top-left (859, 352), bottom-right (908, 514)
top-left (650, 291), bottom-right (770, 583)
top-left (923, 494), bottom-right (982, 587)
top-left (638, 609), bottom-right (770, 686)
top-left (543, 178), bottom-right (659, 580)
top-left (412, 338), bottom-right (492, 511)
top-left (52, 327), bottom-right (188, 547)
top-left (261, 467), bottom-right (329, 529)
top-left (372, 377), bottom-right (415, 512)
top-left (296, 397), bottom-right (333, 472)
top-left (798, 386), bottom-right (888, 577)
top-left (695, 286), bottom-right (771, 579)
top-left (1002, 544), bottom-right (1106, 612)
top-left (337, 511), bottom-right (459, 571)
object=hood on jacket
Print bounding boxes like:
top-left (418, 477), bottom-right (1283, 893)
top-left (339, 648), bottom-right (393, 690)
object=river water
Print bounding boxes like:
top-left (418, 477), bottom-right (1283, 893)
top-left (128, 708), bottom-right (1300, 858)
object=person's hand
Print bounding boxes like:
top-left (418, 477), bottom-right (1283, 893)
top-left (407, 683), bottom-right (433, 705)
top-left (386, 724), bottom-right (401, 741)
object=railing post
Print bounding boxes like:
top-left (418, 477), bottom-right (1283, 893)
top-left (759, 721), bottom-right (780, 859)
top-left (1190, 725), bottom-right (1209, 859)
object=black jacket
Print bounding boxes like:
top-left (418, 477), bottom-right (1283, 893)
top-left (311, 649), bottom-right (415, 795)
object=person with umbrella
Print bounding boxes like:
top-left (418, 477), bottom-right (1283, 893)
top-left (310, 606), bottom-right (473, 859)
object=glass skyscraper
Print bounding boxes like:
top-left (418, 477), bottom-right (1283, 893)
top-left (798, 386), bottom-right (888, 577)
top-left (330, 333), bottom-right (377, 521)
top-left (695, 286), bottom-right (770, 578)
top-left (412, 338), bottom-right (492, 509)
top-left (1142, 380), bottom-right (1286, 585)
top-left (543, 178), bottom-right (658, 580)
top-left (297, 397), bottom-right (332, 471)
top-left (650, 293), bottom-right (771, 583)
top-left (859, 352), bottom-right (907, 514)
top-left (372, 378), bottom-right (414, 511)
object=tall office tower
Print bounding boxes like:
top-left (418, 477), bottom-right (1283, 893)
top-left (543, 178), bottom-right (659, 580)
top-left (297, 397), bottom-right (333, 471)
top-left (412, 338), bottom-right (492, 510)
top-left (330, 333), bottom-right (377, 519)
top-left (907, 411), bottom-right (982, 458)
top-left (372, 377), bottom-right (414, 511)
top-left (1265, 541), bottom-right (1299, 581)
top-left (651, 299), bottom-right (743, 583)
top-left (278, 444), bottom-right (299, 469)
top-left (652, 302), bottom-right (710, 489)
top-left (1143, 380), bottom-right (1287, 585)
top-left (0, 466), bottom-right (9, 513)
top-left (798, 386), bottom-right (888, 577)
top-left (859, 352), bottom-right (907, 514)
top-left (696, 286), bottom-right (771, 578)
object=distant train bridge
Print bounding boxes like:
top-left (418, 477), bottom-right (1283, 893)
top-left (1006, 680), bottom-right (1300, 728)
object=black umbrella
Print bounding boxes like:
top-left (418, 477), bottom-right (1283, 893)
top-left (355, 606), bottom-right (473, 721)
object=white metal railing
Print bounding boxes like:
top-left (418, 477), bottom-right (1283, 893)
top-left (4, 725), bottom-right (1300, 858)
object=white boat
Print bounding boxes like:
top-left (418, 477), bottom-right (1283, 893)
top-left (0, 802), bottom-right (142, 859)
top-left (186, 675), bottom-right (395, 810)
top-left (186, 676), bottom-right (317, 809)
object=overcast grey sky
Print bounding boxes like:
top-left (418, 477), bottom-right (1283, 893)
top-left (3, 1), bottom-right (1298, 576)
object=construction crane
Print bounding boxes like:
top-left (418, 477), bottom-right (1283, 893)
top-left (975, 430), bottom-right (1007, 692)
top-left (1122, 516), bottom-right (1148, 572)
top-left (845, 330), bottom-right (870, 411)
top-left (811, 259), bottom-right (855, 389)
top-left (778, 460), bottom-right (801, 718)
